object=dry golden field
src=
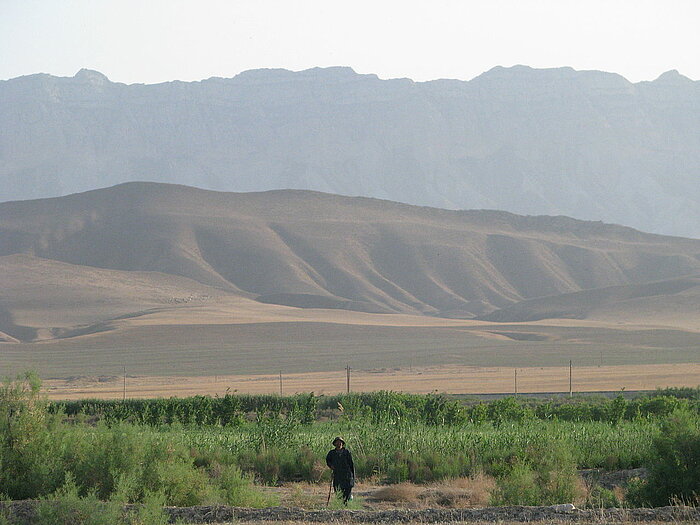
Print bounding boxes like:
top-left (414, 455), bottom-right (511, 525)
top-left (41, 362), bottom-right (700, 399)
top-left (1, 291), bottom-right (696, 399)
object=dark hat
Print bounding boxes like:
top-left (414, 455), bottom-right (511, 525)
top-left (332, 436), bottom-right (345, 445)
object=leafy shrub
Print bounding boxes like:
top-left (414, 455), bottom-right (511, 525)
top-left (123, 492), bottom-right (170, 525)
top-left (488, 397), bottom-right (534, 424)
top-left (0, 508), bottom-right (12, 525)
top-left (215, 464), bottom-right (278, 507)
top-left (60, 423), bottom-right (217, 506)
top-left (35, 474), bottom-right (121, 525)
top-left (467, 403), bottom-right (488, 424)
top-left (585, 486), bottom-right (621, 508)
top-left (278, 446), bottom-right (325, 482)
top-left (632, 396), bottom-right (690, 419)
top-left (491, 439), bottom-right (582, 505)
top-left (255, 410), bottom-right (301, 451)
top-left (423, 394), bottom-right (467, 425)
top-left (152, 459), bottom-right (214, 507)
top-left (0, 372), bottom-right (65, 499)
top-left (382, 450), bottom-right (472, 483)
top-left (62, 423), bottom-right (146, 500)
top-left (237, 449), bottom-right (282, 485)
top-left (490, 462), bottom-right (540, 505)
top-left (0, 373), bottom-right (274, 507)
top-left (37, 482), bottom-right (174, 525)
top-left (604, 394), bottom-right (627, 424)
top-left (627, 410), bottom-right (700, 506)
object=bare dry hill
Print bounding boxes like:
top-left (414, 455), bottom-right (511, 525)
top-left (1, 182), bottom-right (700, 346)
top-left (481, 275), bottom-right (700, 325)
top-left (0, 254), bottom-right (228, 341)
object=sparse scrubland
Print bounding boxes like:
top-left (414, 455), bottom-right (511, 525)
top-left (2, 373), bottom-right (699, 524)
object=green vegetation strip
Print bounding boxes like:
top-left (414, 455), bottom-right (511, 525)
top-left (2, 374), bottom-right (699, 516)
top-left (52, 387), bottom-right (700, 427)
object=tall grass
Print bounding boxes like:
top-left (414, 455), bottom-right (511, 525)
top-left (177, 418), bottom-right (658, 482)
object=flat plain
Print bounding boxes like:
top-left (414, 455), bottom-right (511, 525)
top-left (41, 363), bottom-right (700, 399)
top-left (2, 295), bottom-right (691, 399)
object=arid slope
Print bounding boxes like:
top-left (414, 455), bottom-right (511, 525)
top-left (1, 182), bottom-right (700, 344)
top-left (481, 275), bottom-right (700, 325)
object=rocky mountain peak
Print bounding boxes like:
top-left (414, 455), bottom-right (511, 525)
top-left (73, 68), bottom-right (110, 86)
top-left (654, 69), bottom-right (694, 85)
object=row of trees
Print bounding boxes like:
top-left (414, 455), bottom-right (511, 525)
top-left (53, 389), bottom-right (700, 427)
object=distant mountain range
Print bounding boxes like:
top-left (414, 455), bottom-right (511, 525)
top-left (1, 182), bottom-right (699, 342)
top-left (1, 66), bottom-right (698, 238)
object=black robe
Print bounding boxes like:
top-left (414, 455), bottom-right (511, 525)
top-left (326, 447), bottom-right (355, 488)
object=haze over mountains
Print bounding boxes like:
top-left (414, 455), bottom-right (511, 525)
top-left (2, 182), bottom-right (699, 343)
top-left (2, 66), bottom-right (699, 238)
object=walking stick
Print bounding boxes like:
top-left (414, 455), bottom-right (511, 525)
top-left (326, 473), bottom-right (334, 507)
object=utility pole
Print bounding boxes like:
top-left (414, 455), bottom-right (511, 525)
top-left (279, 371), bottom-right (283, 396)
top-left (123, 365), bottom-right (126, 401)
top-left (514, 369), bottom-right (518, 396)
top-left (346, 364), bottom-right (350, 394)
top-left (569, 360), bottom-right (573, 397)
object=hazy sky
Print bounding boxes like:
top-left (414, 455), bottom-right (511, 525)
top-left (2, 0), bottom-right (698, 84)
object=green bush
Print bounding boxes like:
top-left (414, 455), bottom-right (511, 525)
top-left (585, 486), bottom-right (621, 508)
top-left (653, 387), bottom-right (700, 401)
top-left (467, 403), bottom-right (489, 424)
top-left (122, 493), bottom-right (170, 525)
top-left (62, 423), bottom-right (147, 500)
top-left (0, 372), bottom-right (66, 499)
top-left (0, 373), bottom-right (274, 507)
top-left (279, 446), bottom-right (324, 482)
top-left (488, 397), bottom-right (534, 424)
top-left (491, 439), bottom-right (581, 505)
top-left (627, 410), bottom-right (700, 506)
top-left (35, 474), bottom-right (121, 525)
top-left (381, 450), bottom-right (472, 483)
top-left (36, 482), bottom-right (174, 525)
top-left (0, 508), bottom-right (12, 525)
top-left (60, 423), bottom-right (218, 506)
top-left (491, 462), bottom-right (540, 505)
top-left (215, 464), bottom-right (278, 507)
top-left (152, 459), bottom-right (214, 507)
top-left (237, 449), bottom-right (282, 484)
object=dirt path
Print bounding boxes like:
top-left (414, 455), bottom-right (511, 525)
top-left (3, 500), bottom-right (699, 524)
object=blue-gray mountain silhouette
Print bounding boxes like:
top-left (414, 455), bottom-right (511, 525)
top-left (1, 66), bottom-right (698, 237)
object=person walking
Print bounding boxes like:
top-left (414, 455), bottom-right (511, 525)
top-left (326, 436), bottom-right (355, 504)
